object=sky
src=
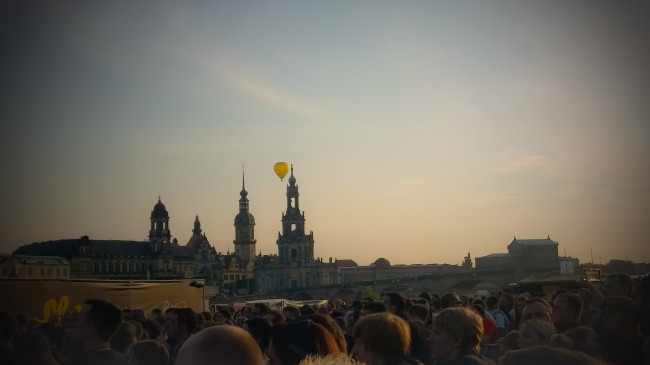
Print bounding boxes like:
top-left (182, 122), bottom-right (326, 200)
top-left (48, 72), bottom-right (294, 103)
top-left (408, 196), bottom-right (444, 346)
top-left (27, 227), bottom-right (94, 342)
top-left (1, 1), bottom-right (649, 267)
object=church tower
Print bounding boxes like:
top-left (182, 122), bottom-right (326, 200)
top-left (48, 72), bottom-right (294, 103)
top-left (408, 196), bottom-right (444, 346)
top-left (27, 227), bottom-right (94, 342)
top-left (149, 197), bottom-right (171, 253)
top-left (277, 165), bottom-right (314, 263)
top-left (233, 171), bottom-right (256, 265)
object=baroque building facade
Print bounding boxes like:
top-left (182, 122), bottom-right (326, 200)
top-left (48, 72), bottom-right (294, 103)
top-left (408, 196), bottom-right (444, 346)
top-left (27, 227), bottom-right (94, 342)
top-left (254, 166), bottom-right (338, 292)
top-left (474, 236), bottom-right (578, 272)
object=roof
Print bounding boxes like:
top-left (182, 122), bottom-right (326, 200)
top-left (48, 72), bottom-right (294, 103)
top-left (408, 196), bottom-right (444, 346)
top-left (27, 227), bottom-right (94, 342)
top-left (151, 199), bottom-right (169, 218)
top-left (480, 253), bottom-right (511, 258)
top-left (334, 259), bottom-right (358, 267)
top-left (510, 238), bottom-right (558, 246)
top-left (14, 238), bottom-right (194, 259)
top-left (14, 255), bottom-right (69, 265)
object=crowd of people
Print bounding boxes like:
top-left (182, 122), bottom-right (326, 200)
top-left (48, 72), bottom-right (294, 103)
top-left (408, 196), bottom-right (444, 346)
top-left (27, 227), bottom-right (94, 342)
top-left (1, 272), bottom-right (649, 365)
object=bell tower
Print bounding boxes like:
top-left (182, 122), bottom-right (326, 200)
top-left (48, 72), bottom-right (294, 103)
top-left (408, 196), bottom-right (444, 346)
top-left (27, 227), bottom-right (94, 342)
top-left (149, 197), bottom-right (171, 253)
top-left (233, 171), bottom-right (256, 265)
top-left (277, 165), bottom-right (314, 263)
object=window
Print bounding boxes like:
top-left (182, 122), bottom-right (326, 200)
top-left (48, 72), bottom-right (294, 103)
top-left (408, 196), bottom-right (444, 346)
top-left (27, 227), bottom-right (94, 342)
top-left (56, 268), bottom-right (60, 276)
top-left (223, 275), bottom-right (228, 280)
top-left (63, 268), bottom-right (67, 276)
top-left (40, 267), bottom-right (44, 276)
top-left (28, 267), bottom-right (32, 276)
top-left (47, 268), bottom-right (52, 276)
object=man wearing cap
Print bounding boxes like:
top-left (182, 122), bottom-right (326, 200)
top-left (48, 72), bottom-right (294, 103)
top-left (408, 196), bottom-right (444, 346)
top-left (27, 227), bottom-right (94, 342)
top-left (487, 296), bottom-right (510, 337)
top-left (600, 296), bottom-right (645, 365)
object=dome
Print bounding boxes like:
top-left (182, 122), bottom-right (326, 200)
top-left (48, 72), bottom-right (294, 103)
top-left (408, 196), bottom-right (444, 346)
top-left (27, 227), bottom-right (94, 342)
top-left (371, 257), bottom-right (390, 267)
top-left (234, 211), bottom-right (255, 225)
top-left (151, 198), bottom-right (169, 218)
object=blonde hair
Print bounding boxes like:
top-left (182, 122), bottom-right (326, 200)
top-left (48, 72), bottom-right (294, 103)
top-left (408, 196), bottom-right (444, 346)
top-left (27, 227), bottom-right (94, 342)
top-left (352, 312), bottom-right (411, 360)
top-left (299, 354), bottom-right (363, 365)
top-left (432, 307), bottom-right (483, 353)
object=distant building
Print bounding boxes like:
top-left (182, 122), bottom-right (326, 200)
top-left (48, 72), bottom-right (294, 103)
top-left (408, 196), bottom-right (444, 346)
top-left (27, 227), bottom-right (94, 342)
top-left (254, 166), bottom-right (338, 291)
top-left (475, 236), bottom-right (578, 272)
top-left (0, 254), bottom-right (70, 279)
top-left (12, 166), bottom-right (466, 294)
top-left (14, 200), bottom-right (224, 286)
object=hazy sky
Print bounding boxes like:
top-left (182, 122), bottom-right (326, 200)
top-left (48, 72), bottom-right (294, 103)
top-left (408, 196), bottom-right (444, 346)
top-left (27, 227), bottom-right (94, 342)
top-left (1, 1), bottom-right (649, 266)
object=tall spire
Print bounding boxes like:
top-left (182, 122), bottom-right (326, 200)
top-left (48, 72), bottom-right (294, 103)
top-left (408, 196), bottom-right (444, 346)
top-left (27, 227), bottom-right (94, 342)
top-left (193, 215), bottom-right (201, 235)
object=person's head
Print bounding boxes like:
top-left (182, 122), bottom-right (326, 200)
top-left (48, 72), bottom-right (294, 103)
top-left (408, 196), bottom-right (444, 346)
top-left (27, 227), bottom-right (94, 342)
top-left (407, 304), bottom-right (429, 324)
top-left (298, 354), bottom-right (363, 365)
top-left (168, 308), bottom-right (197, 340)
top-left (381, 292), bottom-right (405, 313)
top-left (131, 339), bottom-right (170, 365)
top-left (497, 330), bottom-right (520, 356)
top-left (564, 326), bottom-right (601, 357)
top-left (241, 306), bottom-right (253, 320)
top-left (176, 325), bottom-right (264, 365)
top-left (602, 273), bottom-right (633, 297)
top-left (13, 328), bottom-right (56, 364)
top-left (602, 295), bottom-right (640, 334)
top-left (485, 296), bottom-right (500, 310)
top-left (71, 299), bottom-right (123, 347)
top-left (427, 307), bottom-right (483, 362)
top-left (471, 298), bottom-right (487, 317)
top-left (252, 303), bottom-right (271, 318)
top-left (269, 319), bottom-right (342, 365)
top-left (243, 317), bottom-right (272, 354)
top-left (283, 306), bottom-right (302, 321)
top-left (110, 320), bottom-right (136, 355)
top-left (213, 309), bottom-right (231, 325)
top-left (500, 294), bottom-right (514, 310)
top-left (351, 313), bottom-right (411, 365)
top-left (514, 295), bottom-right (529, 314)
top-left (552, 293), bottom-right (583, 328)
top-left (304, 314), bottom-right (347, 353)
top-left (522, 298), bottom-right (553, 324)
top-left (440, 292), bottom-right (462, 309)
top-left (517, 319), bottom-right (557, 349)
top-left (264, 310), bottom-right (286, 326)
top-left (361, 301), bottom-right (387, 315)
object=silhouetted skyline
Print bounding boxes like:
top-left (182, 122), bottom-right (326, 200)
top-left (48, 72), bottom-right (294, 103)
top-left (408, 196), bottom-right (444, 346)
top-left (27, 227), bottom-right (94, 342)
top-left (1, 1), bottom-right (648, 266)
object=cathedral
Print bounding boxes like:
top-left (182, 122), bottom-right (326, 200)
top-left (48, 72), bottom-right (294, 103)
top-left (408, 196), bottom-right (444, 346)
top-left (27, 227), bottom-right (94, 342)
top-left (13, 166), bottom-right (337, 294)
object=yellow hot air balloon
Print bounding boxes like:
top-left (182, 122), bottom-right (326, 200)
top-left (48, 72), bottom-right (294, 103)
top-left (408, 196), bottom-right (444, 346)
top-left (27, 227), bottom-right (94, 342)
top-left (274, 162), bottom-right (290, 181)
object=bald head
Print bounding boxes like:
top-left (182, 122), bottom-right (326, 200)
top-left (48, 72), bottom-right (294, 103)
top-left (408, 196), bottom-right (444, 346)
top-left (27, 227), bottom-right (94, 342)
top-left (176, 326), bottom-right (264, 365)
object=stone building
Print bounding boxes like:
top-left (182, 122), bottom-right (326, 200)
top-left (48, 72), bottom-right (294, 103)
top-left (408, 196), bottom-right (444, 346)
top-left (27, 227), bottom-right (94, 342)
top-left (254, 166), bottom-right (338, 292)
top-left (0, 254), bottom-right (70, 280)
top-left (474, 236), bottom-right (576, 272)
top-left (14, 199), bottom-right (223, 285)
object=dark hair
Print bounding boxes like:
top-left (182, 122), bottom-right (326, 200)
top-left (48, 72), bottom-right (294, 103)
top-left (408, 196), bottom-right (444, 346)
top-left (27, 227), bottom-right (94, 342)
top-left (555, 293), bottom-right (583, 318)
top-left (606, 274), bottom-right (634, 297)
top-left (270, 319), bottom-right (341, 364)
top-left (383, 292), bottom-right (406, 311)
top-left (362, 301), bottom-right (387, 314)
top-left (440, 292), bottom-right (462, 309)
top-left (408, 304), bottom-right (429, 322)
top-left (244, 317), bottom-right (272, 351)
top-left (172, 308), bottom-right (197, 334)
top-left (84, 299), bottom-right (123, 341)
